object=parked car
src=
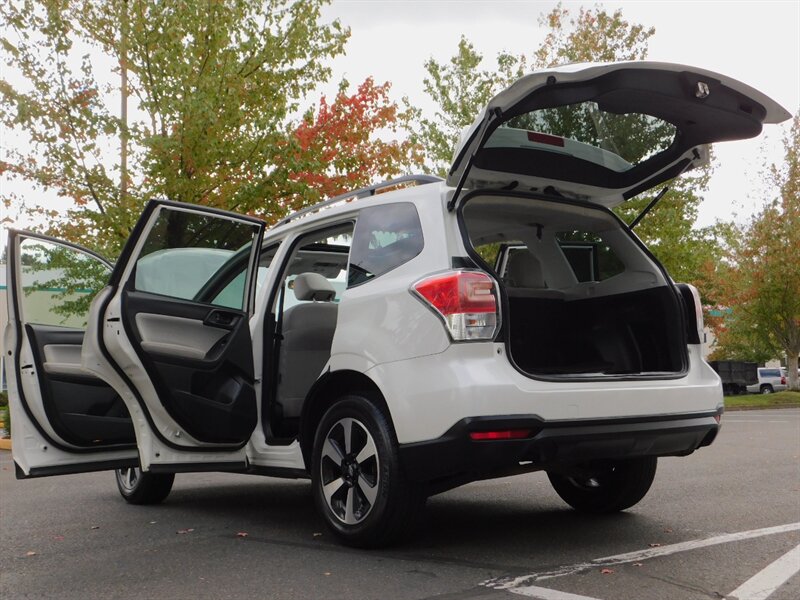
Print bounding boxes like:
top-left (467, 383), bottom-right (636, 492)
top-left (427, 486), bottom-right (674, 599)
top-left (5, 62), bottom-right (790, 547)
top-left (746, 367), bottom-right (788, 394)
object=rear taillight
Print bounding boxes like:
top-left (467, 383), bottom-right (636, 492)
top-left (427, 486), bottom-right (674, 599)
top-left (781, 376), bottom-right (787, 385)
top-left (683, 283), bottom-right (705, 344)
top-left (412, 270), bottom-right (499, 341)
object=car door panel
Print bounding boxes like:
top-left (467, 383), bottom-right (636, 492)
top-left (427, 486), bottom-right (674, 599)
top-left (78, 200), bottom-right (265, 470)
top-left (5, 230), bottom-right (138, 478)
top-left (120, 290), bottom-right (257, 444)
top-left (24, 324), bottom-right (136, 447)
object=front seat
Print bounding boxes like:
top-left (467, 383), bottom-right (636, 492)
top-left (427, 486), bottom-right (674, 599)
top-left (276, 272), bottom-right (338, 420)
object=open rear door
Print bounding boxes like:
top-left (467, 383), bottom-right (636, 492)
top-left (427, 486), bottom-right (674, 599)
top-left (82, 201), bottom-right (265, 472)
top-left (4, 231), bottom-right (138, 478)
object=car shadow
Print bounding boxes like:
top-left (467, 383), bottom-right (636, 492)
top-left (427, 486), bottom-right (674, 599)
top-left (112, 472), bottom-right (669, 572)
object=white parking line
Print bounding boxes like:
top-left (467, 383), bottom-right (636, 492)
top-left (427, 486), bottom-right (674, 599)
top-left (509, 585), bottom-right (601, 600)
top-left (727, 543), bottom-right (800, 600)
top-left (483, 522), bottom-right (800, 590)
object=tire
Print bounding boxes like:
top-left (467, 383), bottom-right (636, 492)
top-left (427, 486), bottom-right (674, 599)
top-left (760, 385), bottom-right (774, 394)
top-left (115, 467), bottom-right (175, 505)
top-left (547, 457), bottom-right (657, 514)
top-left (311, 395), bottom-right (425, 548)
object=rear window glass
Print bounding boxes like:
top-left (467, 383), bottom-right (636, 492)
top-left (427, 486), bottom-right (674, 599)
top-left (557, 231), bottom-right (624, 282)
top-left (488, 101), bottom-right (677, 173)
top-left (348, 203), bottom-right (423, 287)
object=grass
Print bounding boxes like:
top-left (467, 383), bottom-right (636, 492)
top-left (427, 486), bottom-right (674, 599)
top-left (724, 391), bottom-right (800, 410)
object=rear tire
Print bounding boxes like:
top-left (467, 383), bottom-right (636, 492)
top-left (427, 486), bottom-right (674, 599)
top-left (115, 467), bottom-right (174, 505)
top-left (311, 395), bottom-right (425, 548)
top-left (760, 385), bottom-right (774, 394)
top-left (547, 457), bottom-right (657, 514)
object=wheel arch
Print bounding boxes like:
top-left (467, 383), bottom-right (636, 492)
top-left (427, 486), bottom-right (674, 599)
top-left (299, 370), bottom-right (392, 468)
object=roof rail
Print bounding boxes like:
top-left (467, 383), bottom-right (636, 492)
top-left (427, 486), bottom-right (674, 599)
top-left (273, 174), bottom-right (443, 228)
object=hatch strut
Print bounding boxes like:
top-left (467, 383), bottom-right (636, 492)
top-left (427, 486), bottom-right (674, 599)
top-left (629, 186), bottom-right (669, 229)
top-left (447, 107), bottom-right (503, 212)
top-left (629, 149), bottom-right (703, 229)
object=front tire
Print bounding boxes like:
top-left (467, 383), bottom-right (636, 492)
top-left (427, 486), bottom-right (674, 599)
top-left (311, 395), bottom-right (425, 548)
top-left (115, 467), bottom-right (174, 505)
top-left (547, 457), bottom-right (657, 514)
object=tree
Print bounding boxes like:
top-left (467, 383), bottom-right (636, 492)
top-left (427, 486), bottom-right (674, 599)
top-left (413, 37), bottom-right (524, 176)
top-left (710, 115), bottom-right (800, 391)
top-left (411, 3), bottom-right (722, 289)
top-left (274, 78), bottom-right (422, 221)
top-left (0, 0), bottom-right (353, 257)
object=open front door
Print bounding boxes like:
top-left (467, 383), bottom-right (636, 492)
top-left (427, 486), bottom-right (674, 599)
top-left (82, 201), bottom-right (264, 472)
top-left (4, 231), bottom-right (138, 478)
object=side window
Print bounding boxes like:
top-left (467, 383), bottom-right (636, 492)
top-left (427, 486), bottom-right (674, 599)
top-left (18, 238), bottom-right (111, 328)
top-left (133, 208), bottom-right (260, 310)
top-left (211, 242), bottom-right (280, 307)
top-left (556, 231), bottom-right (624, 282)
top-left (348, 203), bottom-right (423, 287)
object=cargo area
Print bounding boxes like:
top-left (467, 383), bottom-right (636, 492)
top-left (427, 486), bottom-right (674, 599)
top-left (461, 193), bottom-right (687, 378)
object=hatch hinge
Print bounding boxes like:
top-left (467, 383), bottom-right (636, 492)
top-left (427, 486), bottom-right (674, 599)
top-left (447, 107), bottom-right (504, 212)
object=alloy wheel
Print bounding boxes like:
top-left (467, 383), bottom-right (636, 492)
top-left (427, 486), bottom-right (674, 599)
top-left (116, 467), bottom-right (141, 494)
top-left (319, 417), bottom-right (380, 525)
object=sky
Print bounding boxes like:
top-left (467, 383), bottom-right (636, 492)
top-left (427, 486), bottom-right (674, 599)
top-left (317, 0), bottom-right (799, 227)
top-left (1, 0), bottom-right (798, 244)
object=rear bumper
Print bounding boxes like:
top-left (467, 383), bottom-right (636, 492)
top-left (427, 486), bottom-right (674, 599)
top-left (398, 410), bottom-right (721, 487)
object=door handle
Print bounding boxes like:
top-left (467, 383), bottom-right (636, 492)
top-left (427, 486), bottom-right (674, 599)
top-left (204, 309), bottom-right (240, 329)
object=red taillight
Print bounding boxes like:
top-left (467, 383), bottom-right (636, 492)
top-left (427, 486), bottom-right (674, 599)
top-left (412, 271), bottom-right (499, 341)
top-left (469, 429), bottom-right (531, 441)
top-left (781, 376), bottom-right (786, 385)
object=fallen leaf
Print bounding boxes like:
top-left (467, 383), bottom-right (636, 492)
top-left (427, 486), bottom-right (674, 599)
top-left (324, 572), bottom-right (331, 576)
top-left (313, 532), bottom-right (323, 537)
top-left (52, 535), bottom-right (64, 541)
top-left (663, 528), bottom-right (673, 533)
top-left (176, 528), bottom-right (195, 535)
top-left (25, 551), bottom-right (37, 557)
top-left (600, 568), bottom-right (614, 575)
top-left (633, 563), bottom-right (643, 567)
top-left (649, 543), bottom-right (661, 547)
top-left (149, 521), bottom-right (157, 525)
top-left (236, 532), bottom-right (248, 538)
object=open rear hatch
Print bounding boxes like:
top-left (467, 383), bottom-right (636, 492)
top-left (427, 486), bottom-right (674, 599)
top-left (454, 62), bottom-right (790, 380)
top-left (448, 61), bottom-right (790, 208)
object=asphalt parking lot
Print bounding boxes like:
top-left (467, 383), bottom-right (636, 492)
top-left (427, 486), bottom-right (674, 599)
top-left (1, 408), bottom-right (799, 600)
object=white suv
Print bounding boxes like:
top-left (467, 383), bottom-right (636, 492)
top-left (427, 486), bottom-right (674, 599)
top-left (747, 367), bottom-right (788, 394)
top-left (5, 62), bottom-right (790, 547)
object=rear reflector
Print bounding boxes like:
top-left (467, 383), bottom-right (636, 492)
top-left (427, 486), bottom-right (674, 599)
top-left (412, 271), bottom-right (499, 341)
top-left (469, 429), bottom-right (531, 441)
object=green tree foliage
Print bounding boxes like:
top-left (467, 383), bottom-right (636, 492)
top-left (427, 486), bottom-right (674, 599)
top-left (1, 1), bottom-right (406, 258)
top-left (21, 241), bottom-right (110, 325)
top-left (413, 36), bottom-right (525, 176)
top-left (412, 3), bottom-right (723, 288)
top-left (710, 115), bottom-right (800, 390)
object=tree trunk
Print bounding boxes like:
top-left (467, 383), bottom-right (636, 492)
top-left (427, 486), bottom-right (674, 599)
top-left (786, 349), bottom-right (800, 392)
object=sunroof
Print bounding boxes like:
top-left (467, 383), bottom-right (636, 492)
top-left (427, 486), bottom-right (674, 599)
top-left (485, 101), bottom-right (677, 173)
